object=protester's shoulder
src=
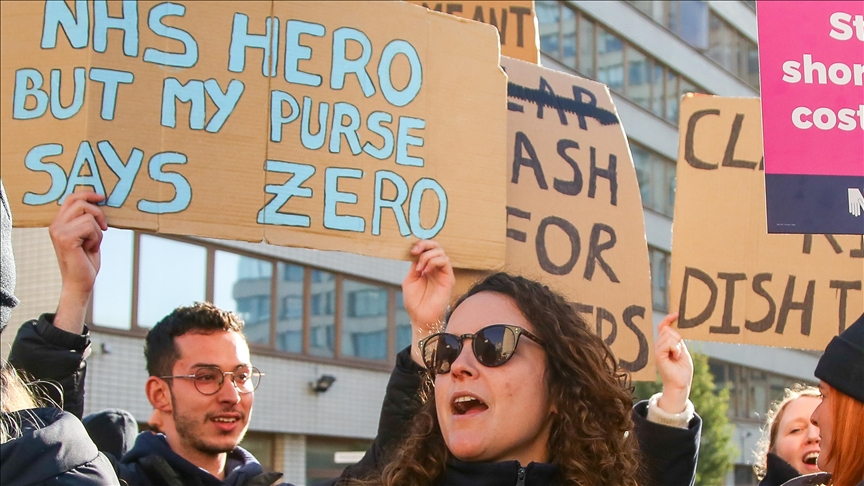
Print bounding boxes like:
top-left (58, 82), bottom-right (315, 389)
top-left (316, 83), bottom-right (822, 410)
top-left (0, 407), bottom-right (120, 485)
top-left (780, 472), bottom-right (833, 486)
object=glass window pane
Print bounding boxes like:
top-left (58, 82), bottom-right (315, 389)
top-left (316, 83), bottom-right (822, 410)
top-left (651, 152), bottom-right (669, 216)
top-left (577, 16), bottom-right (595, 77)
top-left (627, 47), bottom-right (651, 110)
top-left (630, 143), bottom-right (653, 210)
top-left (561, 7), bottom-right (576, 68)
top-left (309, 270), bottom-right (335, 357)
top-left (276, 263), bottom-right (304, 353)
top-left (395, 292), bottom-right (411, 353)
top-left (651, 64), bottom-right (665, 118)
top-left (708, 14), bottom-right (736, 72)
top-left (136, 235), bottom-right (206, 328)
top-left (342, 279), bottom-right (388, 361)
top-left (666, 158), bottom-right (677, 217)
top-left (679, 1), bottom-right (708, 49)
top-left (665, 71), bottom-right (679, 122)
top-left (240, 432), bottom-right (274, 472)
top-left (597, 27), bottom-right (624, 92)
top-left (650, 248), bottom-right (669, 311)
top-left (92, 228), bottom-right (134, 329)
top-left (749, 370), bottom-right (768, 420)
top-left (741, 37), bottom-right (760, 88)
top-left (536, 1), bottom-right (560, 57)
top-left (214, 251), bottom-right (272, 345)
top-left (306, 436), bottom-right (373, 485)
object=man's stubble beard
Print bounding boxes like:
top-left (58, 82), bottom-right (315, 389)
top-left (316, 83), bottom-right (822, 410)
top-left (169, 388), bottom-right (249, 455)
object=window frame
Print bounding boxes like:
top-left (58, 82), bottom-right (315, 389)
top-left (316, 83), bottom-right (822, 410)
top-left (86, 231), bottom-right (400, 371)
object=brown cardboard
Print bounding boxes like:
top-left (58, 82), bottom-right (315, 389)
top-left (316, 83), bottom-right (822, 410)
top-left (456, 57), bottom-right (656, 380)
top-left (670, 95), bottom-right (864, 350)
top-left (0, 1), bottom-right (507, 270)
top-left (408, 1), bottom-right (539, 63)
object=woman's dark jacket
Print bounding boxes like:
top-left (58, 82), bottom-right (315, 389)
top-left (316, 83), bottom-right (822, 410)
top-left (0, 406), bottom-right (120, 485)
top-left (1, 315), bottom-right (120, 485)
top-left (341, 347), bottom-right (703, 486)
top-left (760, 452), bottom-right (803, 486)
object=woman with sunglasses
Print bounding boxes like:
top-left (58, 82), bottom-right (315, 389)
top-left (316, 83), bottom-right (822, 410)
top-left (343, 241), bottom-right (700, 486)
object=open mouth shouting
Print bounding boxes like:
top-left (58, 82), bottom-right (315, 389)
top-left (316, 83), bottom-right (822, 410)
top-left (801, 451), bottom-right (820, 471)
top-left (451, 393), bottom-right (489, 417)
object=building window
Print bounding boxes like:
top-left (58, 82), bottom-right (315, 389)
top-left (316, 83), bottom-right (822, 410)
top-left (306, 436), bottom-right (373, 485)
top-left (395, 291), bottom-right (412, 354)
top-left (538, 2), bottom-right (706, 124)
top-left (341, 280), bottom-right (389, 361)
top-left (276, 263), bottom-right (304, 354)
top-left (240, 432), bottom-right (275, 472)
top-left (214, 251), bottom-right (273, 345)
top-left (631, 141), bottom-right (676, 217)
top-left (91, 232), bottom-right (405, 366)
top-left (536, 1), bottom-right (560, 59)
top-left (309, 271), bottom-right (336, 358)
top-left (708, 360), bottom-right (816, 421)
top-left (136, 235), bottom-right (206, 328)
top-left (648, 247), bottom-right (670, 312)
top-left (629, 1), bottom-right (759, 89)
top-left (92, 228), bottom-right (134, 329)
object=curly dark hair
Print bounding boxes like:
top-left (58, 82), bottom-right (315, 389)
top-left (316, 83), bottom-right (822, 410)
top-left (144, 302), bottom-right (246, 377)
top-left (349, 273), bottom-right (644, 485)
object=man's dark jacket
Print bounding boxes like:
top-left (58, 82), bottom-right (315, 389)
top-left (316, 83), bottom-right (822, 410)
top-left (115, 431), bottom-right (282, 486)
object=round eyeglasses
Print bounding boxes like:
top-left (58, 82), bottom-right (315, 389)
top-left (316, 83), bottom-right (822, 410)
top-left (160, 365), bottom-right (263, 395)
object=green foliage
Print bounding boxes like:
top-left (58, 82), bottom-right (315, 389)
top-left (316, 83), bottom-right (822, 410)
top-left (633, 353), bottom-right (736, 486)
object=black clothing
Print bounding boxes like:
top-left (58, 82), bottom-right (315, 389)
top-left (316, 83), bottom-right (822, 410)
top-left (116, 431), bottom-right (284, 486)
top-left (760, 452), bottom-right (802, 486)
top-left (815, 312), bottom-right (864, 404)
top-left (84, 408), bottom-right (140, 459)
top-left (0, 407), bottom-right (120, 485)
top-left (633, 400), bottom-right (701, 486)
top-left (341, 347), bottom-right (702, 486)
top-left (780, 472), bottom-right (843, 486)
top-left (8, 314), bottom-right (91, 419)
top-left (441, 459), bottom-right (557, 486)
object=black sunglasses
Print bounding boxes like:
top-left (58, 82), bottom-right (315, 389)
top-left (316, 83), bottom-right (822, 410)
top-left (419, 324), bottom-right (544, 375)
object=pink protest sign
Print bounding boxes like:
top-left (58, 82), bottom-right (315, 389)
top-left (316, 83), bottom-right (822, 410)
top-left (758, 0), bottom-right (864, 235)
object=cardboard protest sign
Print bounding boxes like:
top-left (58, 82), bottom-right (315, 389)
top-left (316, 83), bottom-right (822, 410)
top-left (457, 57), bottom-right (655, 380)
top-left (757, 1), bottom-right (864, 235)
top-left (408, 1), bottom-right (539, 63)
top-left (0, 1), bottom-right (508, 270)
top-left (671, 95), bottom-right (864, 350)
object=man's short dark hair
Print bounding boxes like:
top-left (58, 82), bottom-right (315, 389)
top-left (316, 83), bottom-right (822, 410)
top-left (144, 302), bottom-right (246, 377)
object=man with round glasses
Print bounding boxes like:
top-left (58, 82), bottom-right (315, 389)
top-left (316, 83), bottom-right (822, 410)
top-left (115, 302), bottom-right (280, 485)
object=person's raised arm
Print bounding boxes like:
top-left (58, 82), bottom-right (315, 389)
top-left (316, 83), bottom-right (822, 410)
top-left (50, 191), bottom-right (107, 333)
top-left (655, 313), bottom-right (694, 416)
top-left (633, 312), bottom-right (701, 486)
top-left (8, 191), bottom-right (107, 418)
top-left (402, 240), bottom-right (456, 366)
